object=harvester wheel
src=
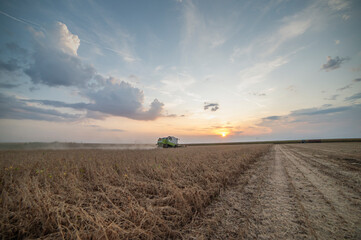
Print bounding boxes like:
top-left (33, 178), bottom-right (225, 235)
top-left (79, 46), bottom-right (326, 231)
top-left (163, 144), bottom-right (168, 148)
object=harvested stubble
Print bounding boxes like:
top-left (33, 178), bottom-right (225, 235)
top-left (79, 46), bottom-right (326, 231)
top-left (0, 144), bottom-right (270, 239)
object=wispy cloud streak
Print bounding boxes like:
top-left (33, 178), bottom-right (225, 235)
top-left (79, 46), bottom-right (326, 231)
top-left (0, 10), bottom-right (44, 31)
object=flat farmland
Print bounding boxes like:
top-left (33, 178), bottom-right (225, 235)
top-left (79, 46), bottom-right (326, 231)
top-left (0, 144), bottom-right (269, 239)
top-left (182, 143), bottom-right (361, 239)
top-left (1, 143), bottom-right (361, 239)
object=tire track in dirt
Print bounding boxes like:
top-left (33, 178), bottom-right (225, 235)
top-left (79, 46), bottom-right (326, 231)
top-left (279, 145), bottom-right (361, 239)
top-left (181, 144), bottom-right (361, 239)
top-left (281, 145), bottom-right (361, 215)
top-left (284, 146), bottom-right (361, 209)
top-left (182, 146), bottom-right (312, 239)
top-left (248, 146), bottom-right (313, 239)
top-left (285, 146), bottom-right (361, 193)
top-left (287, 143), bottom-right (361, 166)
top-left (280, 146), bottom-right (359, 211)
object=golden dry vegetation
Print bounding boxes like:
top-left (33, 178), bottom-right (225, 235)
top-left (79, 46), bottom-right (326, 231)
top-left (181, 143), bottom-right (361, 239)
top-left (0, 144), bottom-right (270, 239)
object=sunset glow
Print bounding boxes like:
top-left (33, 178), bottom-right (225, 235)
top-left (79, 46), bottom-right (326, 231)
top-left (214, 128), bottom-right (230, 138)
top-left (0, 0), bottom-right (360, 144)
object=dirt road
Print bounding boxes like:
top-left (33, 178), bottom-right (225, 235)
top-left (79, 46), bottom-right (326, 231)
top-left (182, 144), bottom-right (361, 239)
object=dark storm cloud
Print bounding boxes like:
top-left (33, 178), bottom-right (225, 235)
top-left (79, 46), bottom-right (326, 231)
top-left (321, 56), bottom-right (349, 71)
top-left (0, 93), bottom-right (80, 121)
top-left (345, 92), bottom-right (361, 101)
top-left (204, 102), bottom-right (219, 111)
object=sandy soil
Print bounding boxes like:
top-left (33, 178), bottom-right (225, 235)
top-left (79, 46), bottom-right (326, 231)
top-left (182, 143), bottom-right (361, 239)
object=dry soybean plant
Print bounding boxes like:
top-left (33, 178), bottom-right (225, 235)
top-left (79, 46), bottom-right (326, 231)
top-left (0, 144), bottom-right (270, 239)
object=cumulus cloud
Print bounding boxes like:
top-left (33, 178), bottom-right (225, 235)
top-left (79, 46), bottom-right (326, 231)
top-left (0, 59), bottom-right (21, 72)
top-left (25, 48), bottom-right (96, 87)
top-left (0, 55), bottom-right (24, 89)
top-left (204, 102), bottom-right (219, 112)
top-left (26, 79), bottom-right (164, 121)
top-left (0, 93), bottom-right (80, 121)
top-left (321, 56), bottom-right (349, 71)
top-left (52, 22), bottom-right (80, 56)
top-left (84, 79), bottom-right (164, 120)
top-left (20, 22), bottom-right (164, 121)
top-left (0, 43), bottom-right (27, 74)
top-left (6, 42), bottom-right (28, 56)
top-left (24, 23), bottom-right (95, 87)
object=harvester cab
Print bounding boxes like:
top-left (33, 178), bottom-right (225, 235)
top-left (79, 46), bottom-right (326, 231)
top-left (157, 136), bottom-right (179, 148)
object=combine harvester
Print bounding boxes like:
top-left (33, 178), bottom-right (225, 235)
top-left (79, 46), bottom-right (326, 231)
top-left (157, 136), bottom-right (179, 148)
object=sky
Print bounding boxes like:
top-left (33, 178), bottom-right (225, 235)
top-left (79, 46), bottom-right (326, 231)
top-left (0, 0), bottom-right (360, 143)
